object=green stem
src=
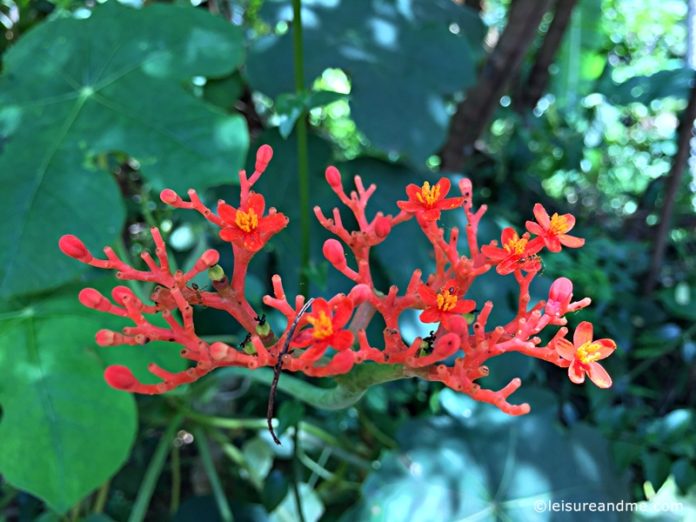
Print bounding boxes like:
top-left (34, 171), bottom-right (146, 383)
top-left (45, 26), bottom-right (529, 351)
top-left (128, 414), bottom-right (183, 522)
top-left (169, 444), bottom-right (181, 515)
top-left (292, 0), bottom-right (311, 293)
top-left (292, 421), bottom-right (307, 522)
top-left (193, 427), bottom-right (234, 522)
top-left (92, 479), bottom-right (110, 513)
top-left (214, 364), bottom-right (408, 410)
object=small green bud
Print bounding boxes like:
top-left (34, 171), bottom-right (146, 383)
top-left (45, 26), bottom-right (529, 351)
top-left (242, 342), bottom-right (257, 355)
top-left (207, 264), bottom-right (225, 282)
top-left (255, 322), bottom-right (271, 337)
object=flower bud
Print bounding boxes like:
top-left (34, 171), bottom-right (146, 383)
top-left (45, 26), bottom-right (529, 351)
top-left (104, 365), bottom-right (137, 391)
top-left (58, 234), bottom-right (92, 262)
top-left (323, 239), bottom-right (346, 267)
top-left (256, 322), bottom-right (271, 337)
top-left (160, 189), bottom-right (181, 205)
top-left (79, 288), bottom-right (108, 310)
top-left (207, 264), bottom-right (225, 282)
top-left (349, 284), bottom-right (373, 303)
top-left (209, 342), bottom-right (229, 361)
top-left (432, 333), bottom-right (460, 358)
top-left (95, 329), bottom-right (117, 346)
top-left (325, 166), bottom-right (342, 188)
top-left (374, 216), bottom-right (392, 238)
top-left (200, 249), bottom-right (220, 267)
top-left (112, 286), bottom-right (135, 305)
top-left (255, 144), bottom-right (274, 173)
top-left (546, 277), bottom-right (573, 317)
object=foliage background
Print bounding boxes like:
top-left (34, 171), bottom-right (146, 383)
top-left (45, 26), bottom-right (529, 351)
top-left (1, 0), bottom-right (695, 520)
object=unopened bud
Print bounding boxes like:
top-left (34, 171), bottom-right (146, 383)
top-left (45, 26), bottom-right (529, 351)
top-left (323, 239), bottom-right (346, 267)
top-left (95, 329), bottom-right (116, 346)
top-left (79, 288), bottom-right (108, 310)
top-left (374, 216), bottom-right (392, 238)
top-left (160, 189), bottom-right (181, 205)
top-left (207, 264), bottom-right (225, 282)
top-left (242, 342), bottom-right (257, 355)
top-left (104, 365), bottom-right (137, 391)
top-left (255, 144), bottom-right (274, 173)
top-left (325, 166), bottom-right (342, 188)
top-left (58, 235), bottom-right (92, 262)
top-left (200, 249), bottom-right (220, 267)
top-left (209, 342), bottom-right (229, 361)
top-left (255, 322), bottom-right (271, 337)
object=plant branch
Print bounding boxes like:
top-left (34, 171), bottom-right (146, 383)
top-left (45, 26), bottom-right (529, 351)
top-left (440, 0), bottom-right (552, 171)
top-left (643, 81), bottom-right (696, 294)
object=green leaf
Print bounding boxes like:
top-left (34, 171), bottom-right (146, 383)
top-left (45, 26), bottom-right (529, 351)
top-left (597, 68), bottom-right (696, 106)
top-left (0, 2), bottom-right (248, 299)
top-left (276, 400), bottom-right (306, 438)
top-left (270, 483), bottom-right (324, 522)
top-left (0, 292), bottom-right (137, 513)
top-left (345, 415), bottom-right (629, 521)
top-left (275, 90), bottom-right (347, 138)
top-left (242, 437), bottom-right (275, 488)
top-left (248, 0), bottom-right (484, 164)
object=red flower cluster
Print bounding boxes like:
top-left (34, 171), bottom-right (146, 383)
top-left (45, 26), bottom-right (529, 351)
top-left (59, 146), bottom-right (616, 415)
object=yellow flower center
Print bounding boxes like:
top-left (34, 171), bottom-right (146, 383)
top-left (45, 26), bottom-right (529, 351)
top-left (416, 181), bottom-right (441, 207)
top-left (576, 341), bottom-right (601, 364)
top-left (504, 233), bottom-right (528, 255)
top-left (436, 289), bottom-right (458, 312)
top-left (549, 213), bottom-right (568, 235)
top-left (307, 311), bottom-right (334, 340)
top-left (235, 208), bottom-right (259, 233)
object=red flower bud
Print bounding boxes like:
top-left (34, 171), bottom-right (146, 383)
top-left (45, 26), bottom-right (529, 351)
top-left (200, 249), bottom-right (220, 267)
top-left (546, 277), bottom-right (573, 317)
top-left (79, 288), bottom-right (109, 311)
top-left (209, 342), bottom-right (229, 361)
top-left (255, 144), bottom-right (274, 173)
top-left (349, 284), bottom-right (373, 303)
top-left (323, 239), bottom-right (346, 267)
top-left (95, 329), bottom-right (116, 346)
top-left (59, 234), bottom-right (92, 262)
top-left (325, 166), bottom-right (342, 188)
top-left (160, 189), bottom-right (181, 205)
top-left (432, 333), bottom-right (460, 358)
top-left (112, 286), bottom-right (135, 305)
top-left (104, 365), bottom-right (137, 391)
top-left (374, 216), bottom-right (392, 238)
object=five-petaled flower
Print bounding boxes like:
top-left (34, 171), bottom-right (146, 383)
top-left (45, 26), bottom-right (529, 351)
top-left (418, 281), bottom-right (476, 328)
top-left (218, 193), bottom-right (288, 252)
top-left (481, 227), bottom-right (542, 275)
top-left (397, 178), bottom-right (464, 221)
top-left (293, 297), bottom-right (355, 351)
top-left (555, 321), bottom-right (616, 388)
top-left (526, 203), bottom-right (585, 253)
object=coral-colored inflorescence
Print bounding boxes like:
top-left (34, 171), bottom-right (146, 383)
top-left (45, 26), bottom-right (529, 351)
top-left (59, 145), bottom-right (616, 415)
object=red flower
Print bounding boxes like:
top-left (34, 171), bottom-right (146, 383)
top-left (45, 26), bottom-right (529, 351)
top-left (555, 321), bottom-right (616, 388)
top-left (293, 298), bottom-right (354, 351)
top-left (526, 204), bottom-right (585, 253)
top-left (218, 193), bottom-right (288, 252)
top-left (418, 281), bottom-right (476, 328)
top-left (397, 178), bottom-right (464, 220)
top-left (481, 227), bottom-right (541, 275)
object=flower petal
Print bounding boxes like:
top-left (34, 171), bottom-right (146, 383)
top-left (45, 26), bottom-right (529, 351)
top-left (525, 221), bottom-right (544, 236)
top-left (419, 308), bottom-right (440, 323)
top-left (247, 192), bottom-right (266, 216)
top-left (573, 321), bottom-right (594, 347)
top-left (501, 227), bottom-right (518, 245)
top-left (481, 244), bottom-right (507, 261)
top-left (594, 338), bottom-right (617, 360)
top-left (533, 203), bottom-right (551, 228)
top-left (560, 213), bottom-right (576, 231)
top-left (332, 330), bottom-right (354, 351)
top-left (560, 234), bottom-right (585, 248)
top-left (555, 338), bottom-right (575, 361)
top-left (587, 362), bottom-right (612, 388)
top-left (332, 299), bottom-right (354, 328)
top-left (435, 177), bottom-right (451, 197)
top-left (217, 202), bottom-right (237, 224)
top-left (417, 284), bottom-right (437, 303)
top-left (544, 235), bottom-right (562, 253)
top-left (568, 360), bottom-right (586, 384)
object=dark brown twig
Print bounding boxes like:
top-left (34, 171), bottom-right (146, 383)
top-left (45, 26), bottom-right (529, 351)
top-left (643, 81), bottom-right (696, 294)
top-left (267, 297), bottom-right (314, 445)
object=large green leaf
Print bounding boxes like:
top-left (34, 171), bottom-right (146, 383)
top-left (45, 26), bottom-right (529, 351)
top-left (0, 293), bottom-right (135, 513)
top-left (345, 399), bottom-right (630, 521)
top-left (0, 2), bottom-right (248, 299)
top-left (247, 0), bottom-right (484, 165)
